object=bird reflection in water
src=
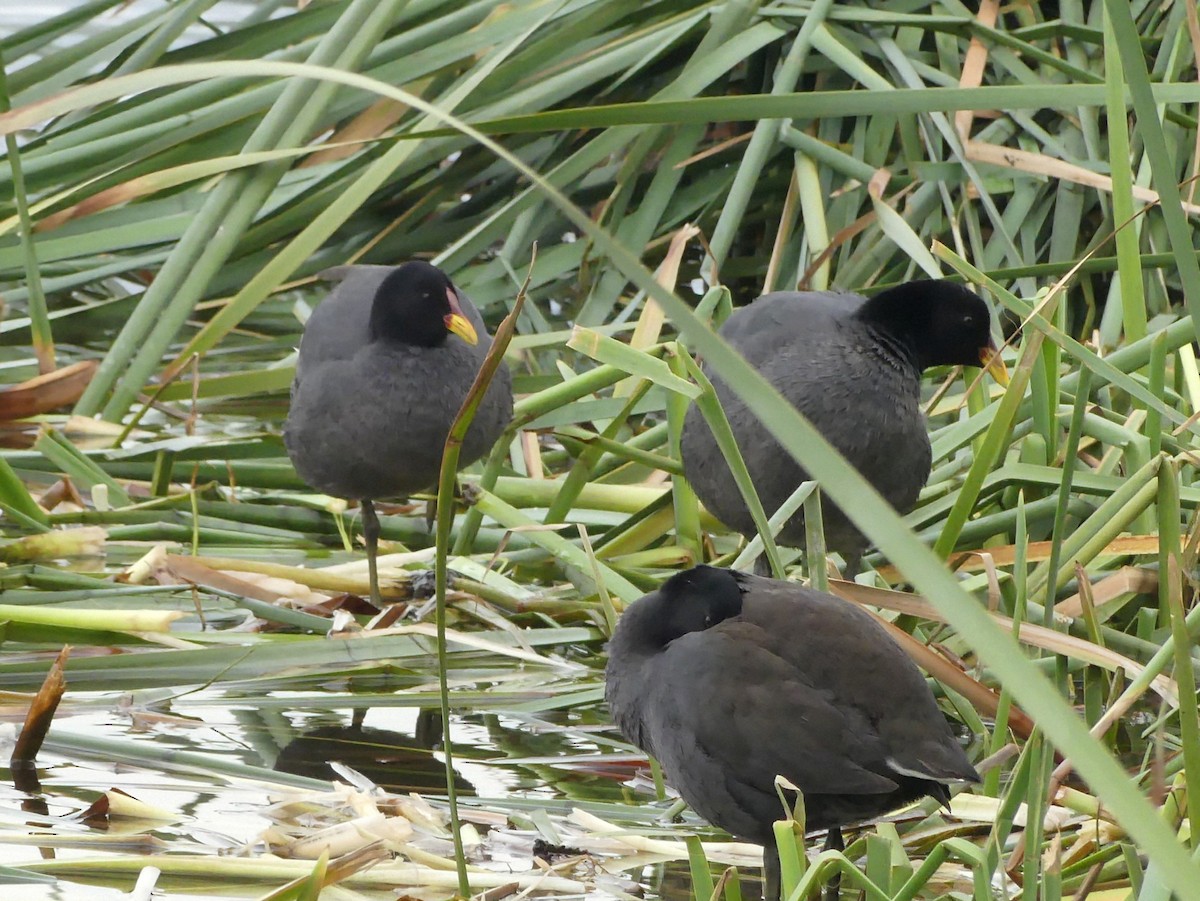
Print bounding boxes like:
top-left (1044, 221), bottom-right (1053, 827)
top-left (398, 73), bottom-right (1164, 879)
top-left (274, 710), bottom-right (473, 796)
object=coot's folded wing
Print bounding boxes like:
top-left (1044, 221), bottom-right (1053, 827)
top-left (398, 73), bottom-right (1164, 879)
top-left (652, 623), bottom-right (899, 799)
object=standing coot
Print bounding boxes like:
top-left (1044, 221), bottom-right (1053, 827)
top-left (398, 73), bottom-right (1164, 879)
top-left (605, 565), bottom-right (979, 899)
top-left (680, 280), bottom-right (1007, 574)
top-left (284, 262), bottom-right (513, 605)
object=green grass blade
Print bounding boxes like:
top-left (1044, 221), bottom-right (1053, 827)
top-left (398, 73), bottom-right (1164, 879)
top-left (1102, 0), bottom-right (1200, 338)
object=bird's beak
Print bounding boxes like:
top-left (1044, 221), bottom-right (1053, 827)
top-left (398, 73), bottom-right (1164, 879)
top-left (444, 287), bottom-right (478, 345)
top-left (979, 341), bottom-right (1009, 386)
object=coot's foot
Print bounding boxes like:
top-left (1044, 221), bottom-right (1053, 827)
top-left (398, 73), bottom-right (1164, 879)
top-left (410, 568), bottom-right (437, 599)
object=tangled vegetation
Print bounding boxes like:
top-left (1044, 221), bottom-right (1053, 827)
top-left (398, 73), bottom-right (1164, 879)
top-left (1, 2), bottom-right (1199, 900)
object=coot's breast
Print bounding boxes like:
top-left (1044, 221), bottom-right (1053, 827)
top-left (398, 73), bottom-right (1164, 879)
top-left (286, 337), bottom-right (510, 500)
top-left (283, 268), bottom-right (512, 501)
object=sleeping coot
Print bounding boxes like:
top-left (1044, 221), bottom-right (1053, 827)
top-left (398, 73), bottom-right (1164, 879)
top-left (284, 262), bottom-right (513, 605)
top-left (605, 565), bottom-right (979, 899)
top-left (680, 280), bottom-right (1008, 574)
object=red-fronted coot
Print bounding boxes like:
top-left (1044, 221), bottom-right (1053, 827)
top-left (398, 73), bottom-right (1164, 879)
top-left (680, 280), bottom-right (1008, 574)
top-left (284, 261), bottom-right (513, 605)
top-left (605, 565), bottom-right (979, 899)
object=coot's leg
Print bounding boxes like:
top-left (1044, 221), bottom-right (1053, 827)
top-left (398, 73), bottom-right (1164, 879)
top-left (361, 498), bottom-right (382, 607)
top-left (415, 707), bottom-right (443, 748)
top-left (822, 828), bottom-right (843, 901)
top-left (763, 843), bottom-right (781, 901)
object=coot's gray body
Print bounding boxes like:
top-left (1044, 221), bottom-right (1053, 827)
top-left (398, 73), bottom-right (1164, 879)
top-left (680, 281), bottom-right (1003, 572)
top-left (284, 261), bottom-right (513, 603)
top-left (605, 566), bottom-right (979, 899)
top-left (285, 265), bottom-right (512, 500)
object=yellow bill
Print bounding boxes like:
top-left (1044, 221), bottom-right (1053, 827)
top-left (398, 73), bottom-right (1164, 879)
top-left (444, 287), bottom-right (479, 345)
top-left (979, 342), bottom-right (1009, 387)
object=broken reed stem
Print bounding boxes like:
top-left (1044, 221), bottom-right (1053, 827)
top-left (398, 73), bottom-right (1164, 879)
top-left (12, 646), bottom-right (70, 765)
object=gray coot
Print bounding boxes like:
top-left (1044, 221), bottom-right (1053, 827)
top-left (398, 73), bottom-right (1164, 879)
top-left (284, 261), bottom-right (513, 605)
top-left (680, 280), bottom-right (1008, 574)
top-left (605, 565), bottom-right (979, 900)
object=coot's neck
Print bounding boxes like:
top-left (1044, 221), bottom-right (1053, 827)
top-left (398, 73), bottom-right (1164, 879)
top-left (605, 598), bottom-right (667, 754)
top-left (855, 292), bottom-right (929, 376)
top-left (609, 595), bottom-right (673, 657)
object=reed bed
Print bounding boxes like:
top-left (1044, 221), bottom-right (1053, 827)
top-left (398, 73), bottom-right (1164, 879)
top-left (1, 2), bottom-right (1199, 899)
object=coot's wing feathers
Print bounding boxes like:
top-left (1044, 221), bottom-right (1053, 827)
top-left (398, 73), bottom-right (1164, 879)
top-left (318, 264), bottom-right (395, 283)
top-left (289, 267), bottom-right (383, 399)
top-left (739, 577), bottom-right (977, 784)
top-left (719, 291), bottom-right (864, 361)
top-left (286, 336), bottom-right (508, 500)
top-left (886, 744), bottom-right (980, 784)
top-left (680, 287), bottom-right (931, 556)
top-left (656, 624), bottom-right (900, 797)
top-left (297, 267), bottom-right (388, 365)
top-left (738, 577), bottom-right (938, 705)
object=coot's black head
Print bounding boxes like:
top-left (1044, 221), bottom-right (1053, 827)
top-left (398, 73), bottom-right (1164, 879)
top-left (856, 280), bottom-right (1008, 382)
top-left (651, 565), bottom-right (745, 645)
top-left (368, 261), bottom-right (479, 348)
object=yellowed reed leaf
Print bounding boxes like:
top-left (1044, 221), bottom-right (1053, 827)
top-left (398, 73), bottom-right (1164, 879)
top-left (0, 526), bottom-right (105, 563)
top-left (949, 792), bottom-right (1073, 831)
top-left (101, 788), bottom-right (181, 822)
top-left (0, 361), bottom-right (97, 421)
top-left (166, 554), bottom-right (292, 604)
top-left (828, 579), bottom-right (1178, 705)
top-left (301, 97), bottom-right (411, 167)
top-left (623, 222), bottom-right (701, 370)
top-left (955, 0), bottom-right (1001, 140)
top-left (520, 429), bottom-right (544, 480)
top-left (1055, 566), bottom-right (1157, 618)
top-left (876, 534), bottom-right (1162, 580)
top-left (674, 131), bottom-right (752, 169)
top-left (368, 622), bottom-right (582, 670)
top-left (276, 812), bottom-right (412, 859)
top-left (569, 808), bottom-right (764, 866)
top-left (967, 140), bottom-right (1200, 216)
